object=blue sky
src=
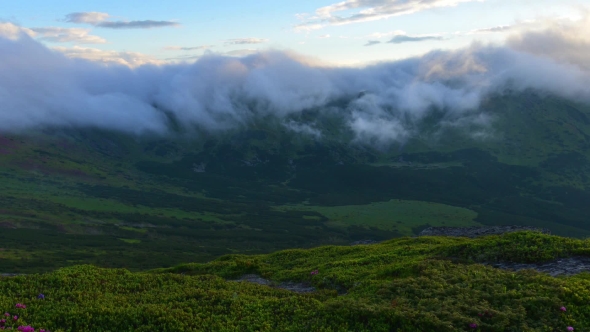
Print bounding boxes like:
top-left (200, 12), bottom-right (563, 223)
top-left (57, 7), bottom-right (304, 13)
top-left (1, 0), bottom-right (587, 66)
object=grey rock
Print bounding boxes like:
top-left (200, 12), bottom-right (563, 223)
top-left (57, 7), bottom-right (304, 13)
top-left (489, 256), bottom-right (590, 277)
top-left (350, 239), bottom-right (380, 245)
top-left (419, 225), bottom-right (551, 238)
top-left (0, 273), bottom-right (26, 277)
top-left (232, 274), bottom-right (316, 293)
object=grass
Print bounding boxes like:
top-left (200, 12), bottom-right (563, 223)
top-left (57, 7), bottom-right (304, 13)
top-left (2, 231), bottom-right (590, 331)
top-left (273, 199), bottom-right (480, 234)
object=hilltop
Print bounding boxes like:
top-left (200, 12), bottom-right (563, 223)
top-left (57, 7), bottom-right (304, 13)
top-left (2, 231), bottom-right (590, 331)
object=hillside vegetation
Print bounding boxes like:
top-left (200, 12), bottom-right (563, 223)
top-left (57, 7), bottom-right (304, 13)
top-left (2, 231), bottom-right (590, 331)
top-left (2, 92), bottom-right (590, 274)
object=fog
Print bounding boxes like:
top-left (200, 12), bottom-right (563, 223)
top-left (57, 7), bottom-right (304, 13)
top-left (1, 20), bottom-right (590, 145)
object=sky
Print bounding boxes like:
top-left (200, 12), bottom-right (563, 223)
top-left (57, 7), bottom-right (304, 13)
top-left (1, 1), bottom-right (590, 146)
top-left (1, 0), bottom-right (586, 66)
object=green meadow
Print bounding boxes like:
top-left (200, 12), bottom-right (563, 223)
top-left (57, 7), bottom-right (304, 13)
top-left (273, 199), bottom-right (480, 235)
top-left (2, 231), bottom-right (590, 331)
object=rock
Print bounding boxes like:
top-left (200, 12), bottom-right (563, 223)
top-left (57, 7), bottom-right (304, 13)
top-left (350, 239), bottom-right (380, 246)
top-left (0, 273), bottom-right (26, 277)
top-left (420, 226), bottom-right (590, 277)
top-left (418, 225), bottom-right (551, 238)
top-left (232, 274), bottom-right (316, 293)
top-left (489, 256), bottom-right (590, 277)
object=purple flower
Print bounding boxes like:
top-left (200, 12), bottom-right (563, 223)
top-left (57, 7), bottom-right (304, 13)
top-left (37, 294), bottom-right (45, 300)
top-left (469, 323), bottom-right (478, 329)
top-left (14, 304), bottom-right (25, 309)
top-left (310, 269), bottom-right (319, 275)
top-left (567, 327), bottom-right (574, 331)
top-left (560, 306), bottom-right (567, 312)
top-left (17, 326), bottom-right (35, 332)
top-left (0, 319), bottom-right (5, 327)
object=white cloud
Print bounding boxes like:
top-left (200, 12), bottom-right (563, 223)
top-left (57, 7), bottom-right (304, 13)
top-left (164, 45), bottom-right (212, 51)
top-left (65, 12), bottom-right (180, 29)
top-left (2, 16), bottom-right (590, 148)
top-left (223, 49), bottom-right (259, 57)
top-left (224, 38), bottom-right (268, 45)
top-left (366, 30), bottom-right (406, 39)
top-left (65, 12), bottom-right (110, 24)
top-left (363, 30), bottom-right (445, 45)
top-left (31, 27), bottom-right (106, 44)
top-left (296, 0), bottom-right (482, 31)
top-left (52, 46), bottom-right (164, 67)
top-left (506, 15), bottom-right (590, 70)
top-left (0, 22), bottom-right (35, 39)
top-left (470, 25), bottom-right (513, 34)
top-left (0, 23), bottom-right (106, 44)
top-left (318, 34), bottom-right (331, 39)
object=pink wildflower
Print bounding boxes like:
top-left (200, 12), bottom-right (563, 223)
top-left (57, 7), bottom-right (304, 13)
top-left (469, 323), bottom-right (478, 328)
top-left (567, 327), bottom-right (574, 331)
top-left (12, 316), bottom-right (17, 321)
top-left (14, 304), bottom-right (25, 309)
top-left (17, 326), bottom-right (34, 332)
top-left (560, 306), bottom-right (567, 312)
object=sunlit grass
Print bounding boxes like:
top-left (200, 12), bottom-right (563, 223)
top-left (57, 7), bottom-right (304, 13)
top-left (273, 199), bottom-right (480, 234)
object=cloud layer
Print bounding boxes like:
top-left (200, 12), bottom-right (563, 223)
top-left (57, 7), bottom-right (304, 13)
top-left (1, 20), bottom-right (590, 148)
top-left (296, 0), bottom-right (479, 30)
top-left (65, 12), bottom-right (179, 29)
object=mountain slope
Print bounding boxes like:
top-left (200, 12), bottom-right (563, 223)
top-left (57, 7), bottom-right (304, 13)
top-left (1, 91), bottom-right (590, 272)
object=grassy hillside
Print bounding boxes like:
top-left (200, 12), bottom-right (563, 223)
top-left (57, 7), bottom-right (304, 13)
top-left (2, 231), bottom-right (590, 331)
top-left (1, 92), bottom-right (590, 273)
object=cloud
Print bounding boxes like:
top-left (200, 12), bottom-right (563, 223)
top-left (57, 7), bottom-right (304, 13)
top-left (363, 31), bottom-right (444, 45)
top-left (223, 49), bottom-right (259, 57)
top-left (164, 45), bottom-right (212, 51)
top-left (225, 38), bottom-right (268, 45)
top-left (65, 12), bottom-right (110, 24)
top-left (318, 34), bottom-right (331, 39)
top-left (388, 34), bottom-right (443, 44)
top-left (1, 18), bottom-right (590, 148)
top-left (65, 12), bottom-right (179, 29)
top-left (471, 25), bottom-right (513, 34)
top-left (52, 45), bottom-right (164, 67)
top-left (0, 23), bottom-right (105, 44)
top-left (364, 40), bottom-right (381, 46)
top-left (295, 0), bottom-right (480, 31)
top-left (31, 27), bottom-right (106, 44)
top-left (366, 30), bottom-right (406, 39)
top-left (95, 20), bottom-right (179, 29)
top-left (0, 22), bottom-right (35, 39)
top-left (506, 15), bottom-right (590, 70)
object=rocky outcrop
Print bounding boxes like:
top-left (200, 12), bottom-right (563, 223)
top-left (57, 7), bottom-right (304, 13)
top-left (0, 273), bottom-right (25, 277)
top-left (419, 225), bottom-right (551, 238)
top-left (232, 274), bottom-right (316, 293)
top-left (418, 226), bottom-right (590, 277)
top-left (350, 239), bottom-right (380, 245)
top-left (489, 256), bottom-right (590, 277)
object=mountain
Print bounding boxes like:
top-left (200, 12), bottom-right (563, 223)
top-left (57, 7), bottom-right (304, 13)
top-left (1, 91), bottom-right (590, 273)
